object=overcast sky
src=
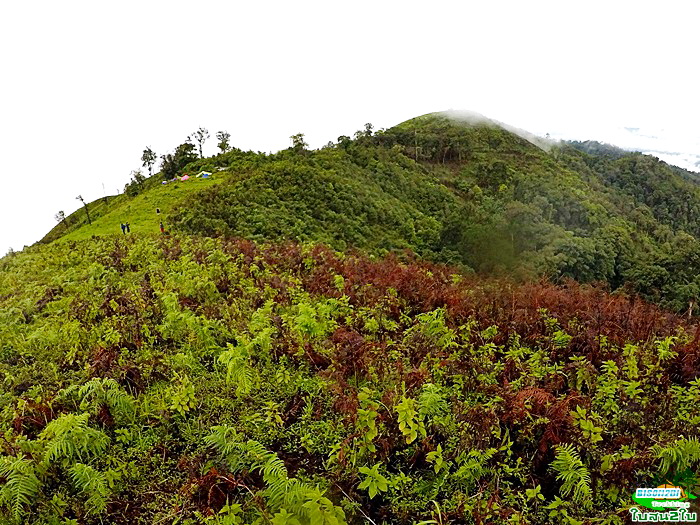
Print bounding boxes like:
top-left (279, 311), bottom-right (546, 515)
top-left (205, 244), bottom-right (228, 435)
top-left (1, 0), bottom-right (698, 255)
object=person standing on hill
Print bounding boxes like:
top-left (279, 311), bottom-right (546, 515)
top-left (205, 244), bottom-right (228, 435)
top-left (125, 222), bottom-right (131, 233)
top-left (160, 221), bottom-right (165, 234)
top-left (120, 223), bottom-right (126, 234)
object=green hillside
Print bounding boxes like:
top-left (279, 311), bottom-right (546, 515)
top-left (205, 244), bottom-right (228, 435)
top-left (42, 113), bottom-right (700, 315)
top-left (41, 174), bottom-right (224, 243)
top-left (157, 113), bottom-right (700, 311)
top-left (2, 235), bottom-right (699, 524)
top-left (5, 111), bottom-right (700, 523)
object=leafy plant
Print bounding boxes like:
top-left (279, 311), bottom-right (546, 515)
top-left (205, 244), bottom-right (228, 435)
top-left (168, 373), bottom-right (197, 417)
top-left (358, 463), bottom-right (390, 499)
top-left (550, 444), bottom-right (592, 507)
top-left (0, 455), bottom-right (42, 521)
top-left (395, 395), bottom-right (425, 444)
top-left (40, 413), bottom-right (110, 464)
top-left (68, 463), bottom-right (110, 514)
top-left (205, 425), bottom-right (346, 524)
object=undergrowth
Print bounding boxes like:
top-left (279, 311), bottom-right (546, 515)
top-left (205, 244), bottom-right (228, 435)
top-left (0, 235), bottom-right (699, 523)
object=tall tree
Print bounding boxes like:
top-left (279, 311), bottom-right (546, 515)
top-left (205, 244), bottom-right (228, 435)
top-left (141, 147), bottom-right (157, 176)
top-left (76, 195), bottom-right (91, 225)
top-left (354, 123), bottom-right (374, 141)
top-left (192, 127), bottom-right (209, 158)
top-left (290, 133), bottom-right (308, 153)
top-left (216, 131), bottom-right (231, 154)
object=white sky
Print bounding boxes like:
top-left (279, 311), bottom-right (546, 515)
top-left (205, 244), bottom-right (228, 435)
top-left (1, 0), bottom-right (698, 255)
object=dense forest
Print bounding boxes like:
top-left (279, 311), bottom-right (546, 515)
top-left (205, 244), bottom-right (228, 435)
top-left (4, 112), bottom-right (700, 523)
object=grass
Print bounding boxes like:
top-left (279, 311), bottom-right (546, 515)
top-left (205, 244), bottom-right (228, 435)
top-left (56, 175), bottom-right (225, 243)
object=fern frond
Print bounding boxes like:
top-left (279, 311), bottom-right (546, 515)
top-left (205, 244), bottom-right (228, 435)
top-left (218, 344), bottom-right (256, 395)
top-left (40, 413), bottom-right (110, 463)
top-left (418, 383), bottom-right (448, 419)
top-left (262, 456), bottom-right (288, 484)
top-left (550, 443), bottom-right (592, 507)
top-left (0, 454), bottom-right (41, 521)
top-left (653, 437), bottom-right (700, 475)
top-left (69, 463), bottom-right (109, 515)
top-left (204, 425), bottom-right (243, 462)
top-left (204, 428), bottom-right (347, 523)
top-left (77, 377), bottom-right (136, 423)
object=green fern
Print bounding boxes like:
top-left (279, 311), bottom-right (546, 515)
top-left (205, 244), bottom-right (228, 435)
top-left (652, 437), bottom-right (700, 475)
top-left (454, 448), bottom-right (497, 488)
top-left (0, 454), bottom-right (42, 521)
top-left (403, 308), bottom-right (456, 349)
top-left (550, 444), bottom-right (592, 507)
top-left (69, 463), bottom-right (109, 515)
top-left (292, 302), bottom-right (337, 341)
top-left (218, 343), bottom-right (256, 395)
top-left (74, 377), bottom-right (135, 423)
top-left (418, 383), bottom-right (448, 420)
top-left (205, 426), bottom-right (346, 524)
top-left (39, 413), bottom-right (110, 464)
top-left (249, 299), bottom-right (277, 353)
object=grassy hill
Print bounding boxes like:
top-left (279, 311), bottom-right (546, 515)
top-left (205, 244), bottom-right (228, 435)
top-left (6, 111), bottom-right (700, 523)
top-left (41, 174), bottom-right (224, 243)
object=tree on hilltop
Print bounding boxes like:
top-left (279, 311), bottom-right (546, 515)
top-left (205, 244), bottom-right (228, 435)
top-left (125, 170), bottom-right (146, 197)
top-left (290, 133), bottom-right (308, 153)
top-left (337, 135), bottom-right (351, 149)
top-left (54, 210), bottom-right (66, 229)
top-left (354, 123), bottom-right (374, 141)
top-left (141, 147), bottom-right (157, 176)
top-left (192, 127), bottom-right (209, 158)
top-left (216, 131), bottom-right (231, 154)
top-left (160, 141), bottom-right (197, 180)
top-left (76, 195), bottom-right (91, 225)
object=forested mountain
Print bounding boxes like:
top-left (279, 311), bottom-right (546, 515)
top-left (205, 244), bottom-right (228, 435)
top-left (4, 112), bottom-right (700, 523)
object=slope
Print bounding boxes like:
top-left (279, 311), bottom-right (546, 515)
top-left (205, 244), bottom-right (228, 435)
top-left (1, 234), bottom-right (699, 524)
top-left (4, 112), bottom-right (700, 523)
top-left (164, 112), bottom-right (700, 311)
top-left (40, 174), bottom-right (224, 243)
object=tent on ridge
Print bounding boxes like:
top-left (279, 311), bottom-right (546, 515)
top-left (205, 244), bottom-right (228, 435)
top-left (196, 171), bottom-right (212, 178)
top-left (180, 175), bottom-right (190, 181)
